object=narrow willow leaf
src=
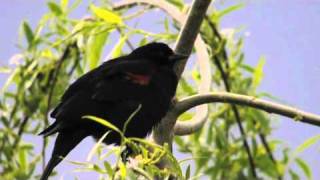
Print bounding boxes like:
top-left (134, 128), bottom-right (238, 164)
top-left (167, 0), bottom-right (184, 9)
top-left (289, 169), bottom-right (300, 180)
top-left (90, 5), bottom-right (123, 25)
top-left (185, 165), bottom-right (191, 179)
top-left (60, 0), bottom-right (69, 11)
top-left (294, 134), bottom-right (320, 155)
top-left (216, 3), bottom-right (244, 21)
top-left (104, 161), bottom-right (114, 177)
top-left (86, 28), bottom-right (109, 70)
top-left (295, 158), bottom-right (312, 179)
top-left (0, 66), bottom-right (11, 73)
top-left (118, 161), bottom-right (127, 179)
top-left (122, 104), bottom-right (141, 134)
top-left (132, 167), bottom-right (153, 180)
top-left (47, 1), bottom-right (63, 16)
top-left (22, 21), bottom-right (34, 47)
top-left (108, 34), bottom-right (129, 58)
top-left (252, 56), bottom-right (266, 88)
top-left (86, 131), bottom-right (110, 161)
top-left (82, 115), bottom-right (123, 137)
top-left (19, 149), bottom-right (28, 173)
top-left (1, 69), bottom-right (18, 93)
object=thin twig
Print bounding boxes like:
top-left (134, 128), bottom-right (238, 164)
top-left (42, 43), bottom-right (75, 169)
top-left (12, 116), bottom-right (30, 149)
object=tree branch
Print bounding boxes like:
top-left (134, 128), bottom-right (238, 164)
top-left (173, 92), bottom-right (320, 134)
top-left (152, 0), bottom-right (212, 148)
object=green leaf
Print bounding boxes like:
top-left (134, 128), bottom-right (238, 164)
top-left (1, 69), bottom-right (19, 93)
top-left (215, 3), bottom-right (244, 21)
top-left (252, 56), bottom-right (266, 88)
top-left (122, 104), bottom-right (141, 134)
top-left (185, 165), bottom-right (191, 179)
top-left (294, 134), bottom-right (320, 155)
top-left (82, 115), bottom-right (123, 137)
top-left (22, 21), bottom-right (34, 47)
top-left (60, 0), bottom-right (69, 11)
top-left (86, 131), bottom-right (110, 161)
top-left (93, 164), bottom-right (105, 173)
top-left (90, 5), bottom-right (123, 25)
top-left (47, 1), bottom-right (63, 16)
top-left (19, 149), bottom-right (28, 173)
top-left (178, 78), bottom-right (195, 95)
top-left (104, 161), bottom-right (114, 177)
top-left (178, 112), bottom-right (193, 121)
top-left (289, 169), bottom-right (300, 180)
top-left (86, 28), bottom-right (109, 70)
top-left (295, 158), bottom-right (312, 180)
top-left (167, 0), bottom-right (184, 9)
top-left (118, 161), bottom-right (127, 179)
top-left (108, 34), bottom-right (129, 58)
top-left (0, 66), bottom-right (11, 73)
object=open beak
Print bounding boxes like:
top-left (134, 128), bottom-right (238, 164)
top-left (169, 53), bottom-right (188, 62)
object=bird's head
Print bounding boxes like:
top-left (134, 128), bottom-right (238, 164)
top-left (130, 42), bottom-right (187, 66)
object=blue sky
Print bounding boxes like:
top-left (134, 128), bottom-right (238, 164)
top-left (1, 0), bottom-right (320, 179)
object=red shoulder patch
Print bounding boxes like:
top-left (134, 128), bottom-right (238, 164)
top-left (125, 72), bottom-right (151, 85)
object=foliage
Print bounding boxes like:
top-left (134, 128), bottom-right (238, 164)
top-left (0, 0), bottom-right (318, 179)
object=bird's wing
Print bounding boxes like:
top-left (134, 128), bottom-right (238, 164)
top-left (50, 57), bottom-right (154, 118)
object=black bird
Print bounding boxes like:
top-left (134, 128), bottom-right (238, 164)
top-left (38, 42), bottom-right (186, 180)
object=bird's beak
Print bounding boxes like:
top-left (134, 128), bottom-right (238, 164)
top-left (169, 53), bottom-right (188, 62)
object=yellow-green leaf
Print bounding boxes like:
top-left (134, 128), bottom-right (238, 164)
top-left (118, 161), bottom-right (127, 179)
top-left (108, 34), bottom-right (129, 58)
top-left (82, 115), bottom-right (123, 136)
top-left (294, 134), bottom-right (320, 155)
top-left (90, 5), bottom-right (123, 25)
top-left (295, 158), bottom-right (312, 180)
top-left (86, 28), bottom-right (109, 69)
top-left (253, 56), bottom-right (266, 88)
top-left (86, 131), bottom-right (110, 161)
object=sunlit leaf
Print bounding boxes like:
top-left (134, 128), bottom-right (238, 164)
top-left (86, 28), bottom-right (109, 69)
top-left (118, 161), bottom-right (127, 179)
top-left (18, 149), bottom-right (28, 173)
top-left (108, 34), bottom-right (129, 58)
top-left (60, 0), bottom-right (69, 11)
top-left (294, 134), bottom-right (320, 155)
top-left (252, 56), bottom-right (265, 88)
top-left (90, 5), bottom-right (123, 25)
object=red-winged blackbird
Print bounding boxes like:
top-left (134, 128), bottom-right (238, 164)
top-left (39, 42), bottom-right (185, 180)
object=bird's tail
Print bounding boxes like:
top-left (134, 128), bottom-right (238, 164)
top-left (40, 130), bottom-right (87, 180)
top-left (38, 121), bottom-right (62, 137)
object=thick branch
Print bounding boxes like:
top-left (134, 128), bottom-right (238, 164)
top-left (154, 0), bottom-right (212, 147)
top-left (174, 92), bottom-right (320, 135)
